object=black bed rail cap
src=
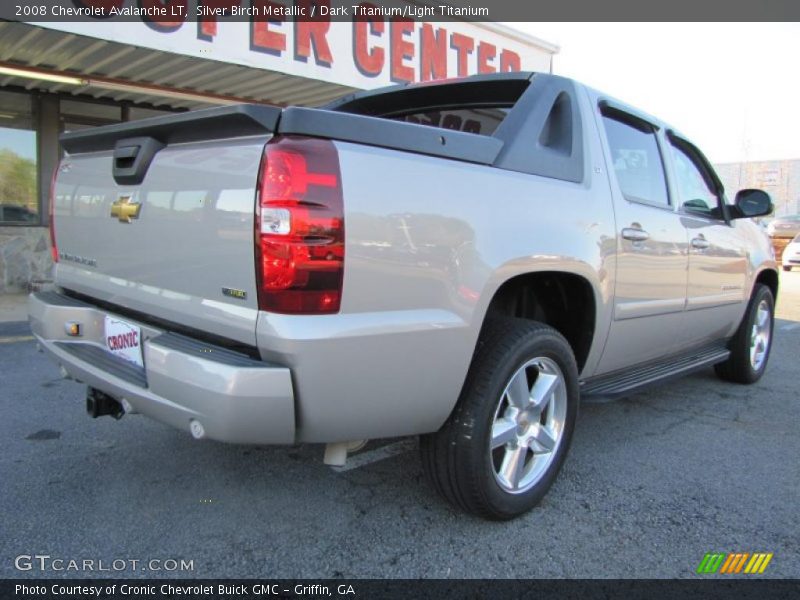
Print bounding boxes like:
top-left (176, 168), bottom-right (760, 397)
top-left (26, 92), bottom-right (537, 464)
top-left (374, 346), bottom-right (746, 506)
top-left (60, 104), bottom-right (282, 154)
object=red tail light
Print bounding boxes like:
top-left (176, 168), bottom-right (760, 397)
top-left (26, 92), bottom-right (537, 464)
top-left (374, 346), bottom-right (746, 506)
top-left (255, 137), bottom-right (344, 314)
top-left (49, 163), bottom-right (59, 263)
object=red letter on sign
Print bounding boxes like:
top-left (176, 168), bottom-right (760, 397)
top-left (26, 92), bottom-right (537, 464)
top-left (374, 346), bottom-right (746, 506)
top-left (251, 0), bottom-right (287, 56)
top-left (197, 0), bottom-right (241, 40)
top-left (390, 17), bottom-right (415, 83)
top-left (419, 24), bottom-right (446, 82)
top-left (295, 0), bottom-right (333, 66)
top-left (477, 42), bottom-right (496, 73)
top-left (139, 0), bottom-right (188, 32)
top-left (450, 33), bottom-right (474, 77)
top-left (353, 7), bottom-right (384, 77)
top-left (500, 49), bottom-right (521, 72)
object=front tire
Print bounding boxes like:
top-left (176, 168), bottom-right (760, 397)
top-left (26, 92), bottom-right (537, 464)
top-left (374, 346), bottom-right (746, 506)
top-left (420, 318), bottom-right (579, 520)
top-left (714, 284), bottom-right (775, 384)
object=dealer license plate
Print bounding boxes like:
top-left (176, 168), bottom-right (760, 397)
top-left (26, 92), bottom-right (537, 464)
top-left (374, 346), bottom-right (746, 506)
top-left (104, 316), bottom-right (144, 369)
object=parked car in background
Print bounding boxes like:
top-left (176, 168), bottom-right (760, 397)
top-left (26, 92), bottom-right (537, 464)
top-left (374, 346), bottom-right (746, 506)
top-left (755, 217), bottom-right (772, 231)
top-left (767, 214), bottom-right (800, 238)
top-left (783, 233), bottom-right (800, 271)
top-left (0, 203), bottom-right (37, 223)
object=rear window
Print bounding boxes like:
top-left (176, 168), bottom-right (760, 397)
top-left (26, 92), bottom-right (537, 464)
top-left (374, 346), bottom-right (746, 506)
top-left (393, 107), bottom-right (510, 136)
top-left (329, 77), bottom-right (528, 137)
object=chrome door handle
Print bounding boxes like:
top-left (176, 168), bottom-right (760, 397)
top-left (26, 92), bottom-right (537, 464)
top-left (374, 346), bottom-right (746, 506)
top-left (691, 237), bottom-right (710, 250)
top-left (621, 228), bottom-right (650, 242)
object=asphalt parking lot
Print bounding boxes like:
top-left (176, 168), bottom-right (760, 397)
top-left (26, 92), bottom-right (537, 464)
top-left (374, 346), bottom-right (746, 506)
top-left (2, 274), bottom-right (799, 579)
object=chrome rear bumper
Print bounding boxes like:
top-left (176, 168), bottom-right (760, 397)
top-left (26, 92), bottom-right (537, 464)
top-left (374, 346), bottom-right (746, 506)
top-left (28, 291), bottom-right (295, 444)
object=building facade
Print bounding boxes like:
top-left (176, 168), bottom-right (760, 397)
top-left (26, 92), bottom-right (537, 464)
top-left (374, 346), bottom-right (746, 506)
top-left (0, 16), bottom-right (557, 294)
top-left (714, 159), bottom-right (800, 218)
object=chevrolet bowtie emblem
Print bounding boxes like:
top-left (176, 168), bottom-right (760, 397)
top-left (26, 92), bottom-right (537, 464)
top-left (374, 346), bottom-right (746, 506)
top-left (110, 196), bottom-right (141, 223)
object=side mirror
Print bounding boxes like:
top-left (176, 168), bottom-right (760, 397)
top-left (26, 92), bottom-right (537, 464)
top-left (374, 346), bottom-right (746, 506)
top-left (732, 189), bottom-right (773, 219)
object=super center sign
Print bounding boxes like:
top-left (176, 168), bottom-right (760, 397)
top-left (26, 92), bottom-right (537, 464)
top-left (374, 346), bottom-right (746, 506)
top-left (36, 1), bottom-right (554, 90)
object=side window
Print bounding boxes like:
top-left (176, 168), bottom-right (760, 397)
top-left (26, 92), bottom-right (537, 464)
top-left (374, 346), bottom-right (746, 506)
top-left (669, 141), bottom-right (724, 219)
top-left (601, 113), bottom-right (670, 207)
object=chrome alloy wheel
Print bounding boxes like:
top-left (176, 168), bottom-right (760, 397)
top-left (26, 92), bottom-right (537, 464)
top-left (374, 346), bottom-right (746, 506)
top-left (490, 357), bottom-right (567, 494)
top-left (750, 299), bottom-right (772, 371)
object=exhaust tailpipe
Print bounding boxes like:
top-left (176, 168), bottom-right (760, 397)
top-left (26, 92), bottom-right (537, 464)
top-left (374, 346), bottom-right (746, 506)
top-left (86, 387), bottom-right (125, 420)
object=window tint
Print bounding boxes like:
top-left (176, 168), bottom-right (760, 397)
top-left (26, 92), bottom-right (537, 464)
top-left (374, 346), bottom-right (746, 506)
top-left (669, 142), bottom-right (722, 218)
top-left (602, 115), bottom-right (669, 206)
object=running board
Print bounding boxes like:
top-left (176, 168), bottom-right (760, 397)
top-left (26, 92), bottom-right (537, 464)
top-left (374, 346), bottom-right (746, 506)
top-left (581, 344), bottom-right (730, 401)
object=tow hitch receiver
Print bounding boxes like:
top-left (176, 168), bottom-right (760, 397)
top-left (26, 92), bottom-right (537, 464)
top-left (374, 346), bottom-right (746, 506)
top-left (86, 387), bottom-right (125, 420)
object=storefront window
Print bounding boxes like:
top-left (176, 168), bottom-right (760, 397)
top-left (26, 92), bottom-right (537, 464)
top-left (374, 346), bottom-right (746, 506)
top-left (0, 91), bottom-right (38, 224)
top-left (61, 100), bottom-right (121, 122)
top-left (61, 98), bottom-right (123, 133)
top-left (129, 107), bottom-right (172, 121)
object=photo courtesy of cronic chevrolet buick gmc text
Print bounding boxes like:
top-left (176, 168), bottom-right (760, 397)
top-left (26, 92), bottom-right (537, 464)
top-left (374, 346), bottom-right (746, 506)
top-left (29, 73), bottom-right (778, 520)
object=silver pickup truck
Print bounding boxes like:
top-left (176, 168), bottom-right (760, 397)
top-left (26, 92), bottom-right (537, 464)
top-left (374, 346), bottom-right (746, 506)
top-left (29, 72), bottom-right (777, 519)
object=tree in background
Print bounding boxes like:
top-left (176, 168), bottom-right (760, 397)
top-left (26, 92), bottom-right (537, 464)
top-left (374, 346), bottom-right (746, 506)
top-left (0, 148), bottom-right (37, 211)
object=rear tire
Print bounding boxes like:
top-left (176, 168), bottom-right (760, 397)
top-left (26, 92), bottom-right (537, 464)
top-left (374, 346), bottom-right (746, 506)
top-left (714, 284), bottom-right (775, 384)
top-left (783, 266), bottom-right (792, 272)
top-left (420, 318), bottom-right (579, 520)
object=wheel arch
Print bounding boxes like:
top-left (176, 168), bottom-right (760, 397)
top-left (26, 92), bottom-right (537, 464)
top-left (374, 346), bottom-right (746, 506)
top-left (754, 268), bottom-right (779, 300)
top-left (481, 271), bottom-right (598, 372)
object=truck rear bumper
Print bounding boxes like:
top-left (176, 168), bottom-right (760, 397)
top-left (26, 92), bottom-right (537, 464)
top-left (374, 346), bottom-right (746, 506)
top-left (28, 291), bottom-right (295, 444)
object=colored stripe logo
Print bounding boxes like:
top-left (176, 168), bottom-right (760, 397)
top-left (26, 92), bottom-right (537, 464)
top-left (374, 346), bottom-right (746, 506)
top-left (697, 552), bottom-right (773, 574)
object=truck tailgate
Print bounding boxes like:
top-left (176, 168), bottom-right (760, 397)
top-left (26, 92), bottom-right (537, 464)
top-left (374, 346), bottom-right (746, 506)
top-left (54, 107), bottom-right (278, 346)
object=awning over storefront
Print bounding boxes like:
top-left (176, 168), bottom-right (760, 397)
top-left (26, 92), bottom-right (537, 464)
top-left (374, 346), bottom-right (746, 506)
top-left (0, 22), bottom-right (356, 109)
top-left (0, 18), bottom-right (556, 109)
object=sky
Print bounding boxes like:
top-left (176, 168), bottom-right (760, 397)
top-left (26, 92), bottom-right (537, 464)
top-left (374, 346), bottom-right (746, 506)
top-left (0, 127), bottom-right (36, 161)
top-left (507, 23), bottom-right (800, 165)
